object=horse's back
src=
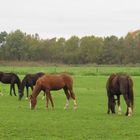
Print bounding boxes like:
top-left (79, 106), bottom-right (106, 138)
top-left (107, 74), bottom-right (133, 95)
top-left (118, 75), bottom-right (133, 92)
top-left (37, 74), bottom-right (73, 90)
top-left (61, 74), bottom-right (73, 82)
top-left (23, 72), bottom-right (44, 85)
top-left (36, 72), bottom-right (45, 77)
top-left (0, 72), bottom-right (20, 83)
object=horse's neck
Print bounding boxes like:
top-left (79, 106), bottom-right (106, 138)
top-left (20, 80), bottom-right (26, 91)
top-left (32, 85), bottom-right (41, 98)
top-left (15, 76), bottom-right (21, 88)
top-left (17, 80), bottom-right (21, 89)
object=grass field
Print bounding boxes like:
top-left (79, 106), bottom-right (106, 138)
top-left (0, 66), bottom-right (140, 140)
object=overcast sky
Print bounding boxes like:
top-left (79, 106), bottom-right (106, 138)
top-left (0, 0), bottom-right (140, 39)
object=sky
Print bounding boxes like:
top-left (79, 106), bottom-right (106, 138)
top-left (0, 0), bottom-right (140, 39)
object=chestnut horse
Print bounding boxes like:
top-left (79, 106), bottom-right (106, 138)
top-left (106, 74), bottom-right (134, 116)
top-left (29, 74), bottom-right (77, 110)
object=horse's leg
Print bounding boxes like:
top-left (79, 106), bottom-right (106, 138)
top-left (45, 93), bottom-right (49, 108)
top-left (10, 84), bottom-right (12, 96)
top-left (25, 85), bottom-right (31, 100)
top-left (117, 95), bottom-right (121, 115)
top-left (26, 86), bottom-right (29, 100)
top-left (123, 94), bottom-right (132, 116)
top-left (111, 95), bottom-right (116, 114)
top-left (0, 84), bottom-right (3, 96)
top-left (13, 84), bottom-right (16, 96)
top-left (107, 95), bottom-right (111, 114)
top-left (107, 90), bottom-right (112, 114)
top-left (69, 88), bottom-right (77, 110)
top-left (31, 85), bottom-right (33, 91)
top-left (0, 84), bottom-right (2, 95)
top-left (109, 95), bottom-right (115, 114)
top-left (46, 90), bottom-right (54, 109)
top-left (63, 88), bottom-right (70, 109)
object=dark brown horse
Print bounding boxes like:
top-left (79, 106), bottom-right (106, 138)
top-left (0, 72), bottom-right (21, 96)
top-left (106, 74), bottom-right (134, 116)
top-left (19, 72), bottom-right (45, 100)
top-left (29, 74), bottom-right (77, 110)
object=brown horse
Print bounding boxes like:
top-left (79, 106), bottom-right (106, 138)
top-left (106, 74), bottom-right (134, 116)
top-left (29, 74), bottom-right (77, 110)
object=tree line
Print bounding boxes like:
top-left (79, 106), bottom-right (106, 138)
top-left (0, 30), bottom-right (140, 64)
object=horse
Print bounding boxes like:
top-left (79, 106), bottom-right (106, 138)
top-left (106, 73), bottom-right (134, 116)
top-left (29, 74), bottom-right (77, 110)
top-left (19, 72), bottom-right (45, 100)
top-left (0, 72), bottom-right (21, 96)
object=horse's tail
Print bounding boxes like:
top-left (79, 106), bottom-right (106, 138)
top-left (66, 75), bottom-right (76, 100)
top-left (128, 77), bottom-right (134, 111)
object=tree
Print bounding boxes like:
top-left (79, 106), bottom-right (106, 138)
top-left (79, 36), bottom-right (104, 64)
top-left (97, 36), bottom-right (120, 64)
top-left (0, 31), bottom-right (7, 45)
top-left (63, 36), bottom-right (80, 64)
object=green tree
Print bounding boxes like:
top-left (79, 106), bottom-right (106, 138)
top-left (97, 36), bottom-right (119, 64)
top-left (4, 30), bottom-right (27, 60)
top-left (79, 36), bottom-right (103, 64)
top-left (63, 36), bottom-right (79, 64)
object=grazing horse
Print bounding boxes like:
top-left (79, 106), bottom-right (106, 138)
top-left (106, 74), bottom-right (134, 116)
top-left (0, 72), bottom-right (21, 96)
top-left (19, 72), bottom-right (45, 100)
top-left (29, 74), bottom-right (77, 110)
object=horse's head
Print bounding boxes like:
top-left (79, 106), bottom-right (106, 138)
top-left (18, 90), bottom-right (23, 100)
top-left (18, 85), bottom-right (24, 100)
top-left (29, 95), bottom-right (37, 110)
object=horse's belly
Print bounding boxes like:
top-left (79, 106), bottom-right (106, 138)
top-left (1, 79), bottom-right (11, 84)
top-left (50, 84), bottom-right (65, 91)
top-left (51, 87), bottom-right (63, 90)
top-left (111, 88), bottom-right (120, 95)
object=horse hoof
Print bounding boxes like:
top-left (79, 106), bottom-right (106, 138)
top-left (64, 106), bottom-right (68, 110)
top-left (73, 106), bottom-right (77, 110)
top-left (128, 113), bottom-right (132, 117)
top-left (118, 111), bottom-right (122, 115)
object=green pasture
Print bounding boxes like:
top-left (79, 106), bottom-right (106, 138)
top-left (1, 65), bottom-right (140, 76)
top-left (0, 66), bottom-right (140, 140)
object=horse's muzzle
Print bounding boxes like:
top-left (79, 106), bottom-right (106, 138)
top-left (18, 92), bottom-right (23, 100)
